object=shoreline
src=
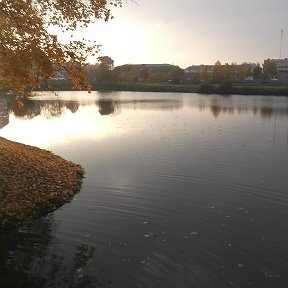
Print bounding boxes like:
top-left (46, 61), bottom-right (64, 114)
top-left (0, 137), bottom-right (84, 230)
top-left (108, 82), bottom-right (288, 96)
top-left (36, 80), bottom-right (288, 96)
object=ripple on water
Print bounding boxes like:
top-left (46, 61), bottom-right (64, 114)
top-left (2, 93), bottom-right (288, 288)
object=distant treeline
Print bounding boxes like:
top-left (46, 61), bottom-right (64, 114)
top-left (3, 56), bottom-right (286, 96)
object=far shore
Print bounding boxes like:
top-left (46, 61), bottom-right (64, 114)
top-left (36, 80), bottom-right (288, 96)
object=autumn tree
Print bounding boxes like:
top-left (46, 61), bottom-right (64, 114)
top-left (98, 56), bottom-right (114, 71)
top-left (230, 63), bottom-right (238, 81)
top-left (95, 56), bottom-right (115, 87)
top-left (199, 65), bottom-right (209, 82)
top-left (170, 66), bottom-right (184, 83)
top-left (263, 59), bottom-right (277, 80)
top-left (222, 63), bottom-right (232, 81)
top-left (212, 60), bottom-right (223, 82)
top-left (252, 63), bottom-right (263, 80)
top-left (0, 0), bottom-right (123, 95)
top-left (237, 63), bottom-right (251, 80)
top-left (84, 63), bottom-right (100, 85)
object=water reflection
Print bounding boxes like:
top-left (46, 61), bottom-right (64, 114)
top-left (1, 92), bottom-right (288, 287)
top-left (0, 99), bottom-right (9, 129)
top-left (1, 93), bottom-right (288, 125)
top-left (1, 95), bottom-right (183, 122)
top-left (0, 216), bottom-right (56, 287)
top-left (193, 95), bottom-right (288, 119)
top-left (0, 215), bottom-right (103, 288)
top-left (98, 99), bottom-right (116, 115)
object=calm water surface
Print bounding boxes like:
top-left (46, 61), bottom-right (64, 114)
top-left (1, 92), bottom-right (288, 288)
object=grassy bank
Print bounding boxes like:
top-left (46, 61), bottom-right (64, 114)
top-left (232, 83), bottom-right (288, 96)
top-left (108, 82), bottom-right (199, 93)
top-left (109, 81), bottom-right (288, 96)
top-left (32, 80), bottom-right (288, 96)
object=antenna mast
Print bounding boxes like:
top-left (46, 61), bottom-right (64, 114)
top-left (280, 29), bottom-right (283, 59)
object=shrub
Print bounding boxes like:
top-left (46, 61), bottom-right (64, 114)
top-left (197, 82), bottom-right (215, 94)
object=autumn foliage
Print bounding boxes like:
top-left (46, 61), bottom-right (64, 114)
top-left (0, 0), bottom-right (122, 95)
top-left (0, 136), bottom-right (84, 229)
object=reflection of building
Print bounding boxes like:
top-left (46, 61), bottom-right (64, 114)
top-left (95, 98), bottom-right (183, 116)
top-left (0, 99), bottom-right (9, 129)
top-left (97, 99), bottom-right (115, 115)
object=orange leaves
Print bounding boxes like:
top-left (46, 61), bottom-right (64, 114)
top-left (0, 137), bottom-right (84, 229)
top-left (0, 0), bottom-right (124, 95)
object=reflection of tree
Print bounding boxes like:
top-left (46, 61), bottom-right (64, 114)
top-left (203, 98), bottom-right (288, 119)
top-left (5, 95), bottom-right (288, 122)
top-left (73, 244), bottom-right (95, 271)
top-left (97, 99), bottom-right (115, 115)
top-left (66, 101), bottom-right (80, 114)
top-left (0, 99), bottom-right (9, 129)
top-left (42, 102), bottom-right (65, 119)
top-left (96, 98), bottom-right (184, 115)
top-left (0, 215), bottom-right (56, 287)
top-left (210, 104), bottom-right (221, 118)
top-left (6, 97), bottom-right (185, 121)
top-left (10, 99), bottom-right (41, 119)
top-left (0, 215), bottom-right (100, 288)
top-left (260, 106), bottom-right (273, 119)
top-left (129, 99), bottom-right (183, 111)
top-left (8, 99), bottom-right (80, 120)
top-left (0, 117), bottom-right (8, 129)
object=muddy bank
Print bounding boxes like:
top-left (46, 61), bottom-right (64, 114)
top-left (0, 137), bottom-right (84, 229)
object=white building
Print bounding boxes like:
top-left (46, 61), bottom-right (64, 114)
top-left (274, 58), bottom-right (288, 71)
top-left (273, 58), bottom-right (288, 81)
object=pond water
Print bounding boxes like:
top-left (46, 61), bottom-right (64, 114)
top-left (1, 91), bottom-right (288, 288)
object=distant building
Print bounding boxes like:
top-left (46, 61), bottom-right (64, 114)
top-left (115, 64), bottom-right (179, 82)
top-left (273, 58), bottom-right (288, 81)
top-left (184, 63), bottom-right (257, 82)
top-left (184, 65), bottom-right (214, 82)
top-left (184, 65), bottom-right (214, 74)
top-left (51, 69), bottom-right (69, 80)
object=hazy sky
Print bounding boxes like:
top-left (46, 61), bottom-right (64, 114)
top-left (82, 0), bottom-right (288, 68)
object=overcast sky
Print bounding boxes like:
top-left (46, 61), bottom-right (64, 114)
top-left (83, 0), bottom-right (288, 68)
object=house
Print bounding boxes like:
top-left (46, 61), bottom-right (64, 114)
top-left (184, 65), bottom-right (214, 82)
top-left (115, 64), bottom-right (179, 82)
top-left (184, 63), bottom-right (257, 82)
top-left (51, 69), bottom-right (69, 80)
top-left (184, 65), bottom-right (214, 74)
top-left (273, 58), bottom-right (288, 81)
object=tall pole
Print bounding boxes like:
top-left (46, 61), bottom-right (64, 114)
top-left (280, 29), bottom-right (283, 59)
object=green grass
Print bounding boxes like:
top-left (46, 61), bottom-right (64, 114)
top-left (232, 83), bottom-right (288, 96)
top-left (109, 81), bottom-right (288, 96)
top-left (109, 82), bottom-right (199, 93)
top-left (12, 80), bottom-right (288, 96)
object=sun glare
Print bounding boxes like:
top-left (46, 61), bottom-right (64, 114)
top-left (1, 105), bottom-right (118, 149)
